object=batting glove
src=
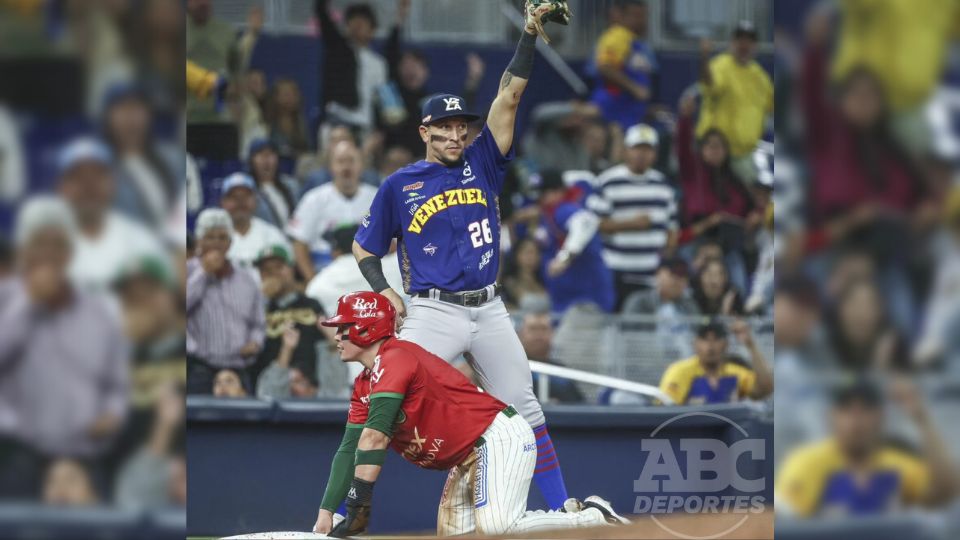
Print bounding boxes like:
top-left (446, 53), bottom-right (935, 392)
top-left (329, 478), bottom-right (374, 538)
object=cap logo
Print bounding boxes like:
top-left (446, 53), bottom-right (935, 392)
top-left (443, 97), bottom-right (462, 111)
top-left (353, 297), bottom-right (379, 318)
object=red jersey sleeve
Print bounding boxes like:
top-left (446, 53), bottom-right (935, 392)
top-left (369, 351), bottom-right (416, 399)
top-left (347, 376), bottom-right (369, 426)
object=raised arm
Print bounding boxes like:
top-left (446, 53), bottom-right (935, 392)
top-left (486, 29), bottom-right (536, 156)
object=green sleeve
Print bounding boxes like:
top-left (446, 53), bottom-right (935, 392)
top-left (320, 424), bottom-right (363, 512)
top-left (365, 394), bottom-right (404, 438)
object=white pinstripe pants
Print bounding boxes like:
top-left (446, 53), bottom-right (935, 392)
top-left (436, 411), bottom-right (606, 536)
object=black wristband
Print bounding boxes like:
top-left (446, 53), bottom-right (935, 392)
top-left (346, 477), bottom-right (375, 507)
top-left (358, 256), bottom-right (390, 293)
top-left (506, 31), bottom-right (537, 79)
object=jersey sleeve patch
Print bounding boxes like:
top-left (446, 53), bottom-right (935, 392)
top-left (355, 181), bottom-right (399, 257)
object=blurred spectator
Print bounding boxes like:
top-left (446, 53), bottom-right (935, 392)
top-left (103, 84), bottom-right (182, 230)
top-left (0, 197), bottom-right (129, 460)
top-left (249, 244), bottom-right (326, 392)
top-left (829, 0), bottom-right (956, 154)
top-left (519, 312), bottom-right (584, 404)
top-left (256, 325), bottom-right (322, 400)
top-left (590, 0), bottom-right (656, 130)
top-left (114, 382), bottom-right (184, 510)
top-left (690, 239), bottom-right (724, 275)
top-left (265, 78), bottom-right (310, 158)
top-left (0, 104), bottom-right (25, 203)
top-left (186, 209), bottom-right (264, 394)
top-left (0, 237), bottom-right (11, 280)
top-left (826, 278), bottom-right (909, 371)
top-left (915, 186), bottom-right (960, 365)
top-left (583, 119), bottom-right (621, 174)
top-left (590, 124), bottom-right (677, 308)
top-left (658, 320), bottom-right (772, 405)
top-left (696, 22), bottom-right (773, 181)
top-left (376, 0), bottom-right (427, 157)
top-left (523, 101), bottom-right (604, 172)
top-left (801, 12), bottom-right (928, 252)
top-left (316, 0), bottom-right (387, 134)
top-left (247, 138), bottom-right (300, 229)
top-left (533, 170), bottom-right (614, 315)
top-left (211, 368), bottom-right (249, 398)
top-left (745, 203), bottom-right (775, 314)
top-left (378, 145), bottom-right (414, 181)
top-left (297, 123), bottom-right (361, 190)
top-left (219, 173), bottom-right (291, 277)
top-left (676, 93), bottom-right (760, 293)
top-left (776, 378), bottom-right (958, 517)
top-left (167, 454), bottom-right (187, 507)
top-left (287, 141), bottom-right (377, 279)
top-left (501, 237), bottom-right (549, 313)
top-left (691, 258), bottom-right (744, 316)
top-left (774, 276), bottom-right (830, 367)
top-left (57, 137), bottom-right (165, 293)
top-left (186, 0), bottom-right (239, 122)
top-left (621, 256), bottom-right (698, 316)
top-left (42, 459), bottom-right (100, 507)
top-left (305, 224), bottom-right (403, 320)
top-left (108, 255), bottom-right (185, 466)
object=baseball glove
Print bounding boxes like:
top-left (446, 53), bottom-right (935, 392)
top-left (525, 0), bottom-right (572, 44)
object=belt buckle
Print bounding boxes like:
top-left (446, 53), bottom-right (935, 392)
top-left (462, 290), bottom-right (483, 307)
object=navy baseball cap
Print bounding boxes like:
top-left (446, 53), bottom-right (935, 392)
top-left (421, 93), bottom-right (480, 125)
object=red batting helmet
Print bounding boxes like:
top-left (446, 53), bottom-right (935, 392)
top-left (320, 291), bottom-right (397, 347)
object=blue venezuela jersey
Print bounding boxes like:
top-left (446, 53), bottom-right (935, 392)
top-left (356, 126), bottom-right (513, 293)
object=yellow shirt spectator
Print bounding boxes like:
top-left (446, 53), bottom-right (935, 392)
top-left (696, 53), bottom-right (773, 157)
top-left (658, 356), bottom-right (755, 405)
top-left (776, 438), bottom-right (931, 517)
top-left (832, 0), bottom-right (960, 111)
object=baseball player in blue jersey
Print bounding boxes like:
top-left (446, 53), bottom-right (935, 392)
top-left (352, 0), bottom-right (572, 510)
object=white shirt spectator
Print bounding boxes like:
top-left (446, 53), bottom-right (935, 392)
top-left (306, 252), bottom-right (404, 319)
top-left (70, 211), bottom-right (167, 293)
top-left (589, 164), bottom-right (678, 285)
top-left (228, 216), bottom-right (291, 276)
top-left (287, 183), bottom-right (377, 255)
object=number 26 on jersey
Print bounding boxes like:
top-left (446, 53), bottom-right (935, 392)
top-left (468, 219), bottom-right (493, 248)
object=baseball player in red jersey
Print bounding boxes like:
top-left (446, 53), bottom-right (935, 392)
top-left (312, 292), bottom-right (628, 537)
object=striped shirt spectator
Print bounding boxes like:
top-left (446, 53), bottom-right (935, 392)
top-left (186, 209), bottom-right (265, 394)
top-left (589, 124), bottom-right (678, 307)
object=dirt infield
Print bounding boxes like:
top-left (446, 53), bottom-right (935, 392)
top-left (201, 509), bottom-right (774, 540)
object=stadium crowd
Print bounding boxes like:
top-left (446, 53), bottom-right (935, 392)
top-left (0, 0), bottom-right (187, 519)
top-left (771, 0), bottom-right (960, 527)
top-left (184, 0), bottom-right (775, 409)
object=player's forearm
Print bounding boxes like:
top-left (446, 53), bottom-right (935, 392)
top-left (355, 242), bottom-right (391, 294)
top-left (354, 428), bottom-right (390, 482)
top-left (320, 426), bottom-right (362, 512)
top-left (499, 30), bottom-right (536, 105)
